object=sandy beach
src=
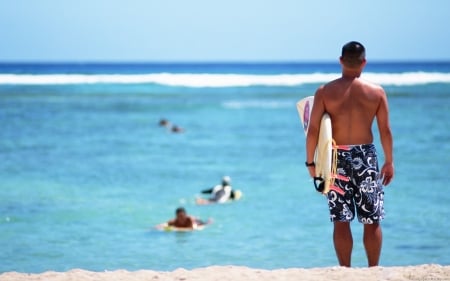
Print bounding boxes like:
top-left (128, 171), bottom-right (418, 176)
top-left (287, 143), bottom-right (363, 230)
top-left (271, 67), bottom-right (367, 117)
top-left (1, 264), bottom-right (449, 281)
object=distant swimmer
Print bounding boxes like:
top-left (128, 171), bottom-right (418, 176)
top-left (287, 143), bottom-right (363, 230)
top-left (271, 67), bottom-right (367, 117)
top-left (196, 176), bottom-right (242, 205)
top-left (159, 118), bottom-right (171, 128)
top-left (159, 119), bottom-right (185, 133)
top-left (171, 125), bottom-right (185, 133)
top-left (156, 207), bottom-right (210, 230)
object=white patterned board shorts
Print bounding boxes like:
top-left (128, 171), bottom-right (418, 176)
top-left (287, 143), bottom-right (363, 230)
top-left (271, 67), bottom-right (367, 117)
top-left (328, 144), bottom-right (385, 224)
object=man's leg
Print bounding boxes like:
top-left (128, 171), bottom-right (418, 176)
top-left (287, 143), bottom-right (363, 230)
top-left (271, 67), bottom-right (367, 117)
top-left (333, 221), bottom-right (353, 267)
top-left (363, 223), bottom-right (382, 267)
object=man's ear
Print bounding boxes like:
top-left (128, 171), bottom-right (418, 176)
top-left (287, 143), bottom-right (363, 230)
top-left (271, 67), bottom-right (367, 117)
top-left (361, 58), bottom-right (367, 68)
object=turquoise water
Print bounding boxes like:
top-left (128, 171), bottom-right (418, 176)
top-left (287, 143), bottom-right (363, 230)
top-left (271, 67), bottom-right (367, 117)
top-left (0, 63), bottom-right (449, 272)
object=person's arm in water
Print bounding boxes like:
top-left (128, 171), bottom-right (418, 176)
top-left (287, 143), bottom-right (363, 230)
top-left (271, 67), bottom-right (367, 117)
top-left (201, 188), bottom-right (214, 194)
top-left (376, 88), bottom-right (394, 186)
top-left (306, 87), bottom-right (326, 178)
top-left (186, 216), bottom-right (195, 228)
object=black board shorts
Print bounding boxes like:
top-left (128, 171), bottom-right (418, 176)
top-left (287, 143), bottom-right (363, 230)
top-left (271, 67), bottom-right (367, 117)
top-left (328, 144), bottom-right (385, 224)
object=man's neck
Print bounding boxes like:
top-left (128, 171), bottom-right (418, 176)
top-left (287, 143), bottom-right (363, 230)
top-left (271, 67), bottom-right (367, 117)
top-left (342, 70), bottom-right (361, 79)
top-left (342, 66), bottom-right (362, 79)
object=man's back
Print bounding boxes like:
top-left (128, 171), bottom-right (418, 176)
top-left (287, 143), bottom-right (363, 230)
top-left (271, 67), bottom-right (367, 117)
top-left (319, 77), bottom-right (385, 145)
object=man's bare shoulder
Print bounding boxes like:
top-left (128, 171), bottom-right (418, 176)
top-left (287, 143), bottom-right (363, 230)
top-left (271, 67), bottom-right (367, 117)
top-left (359, 78), bottom-right (385, 92)
top-left (317, 78), bottom-right (341, 95)
top-left (315, 83), bottom-right (326, 93)
top-left (323, 77), bottom-right (342, 88)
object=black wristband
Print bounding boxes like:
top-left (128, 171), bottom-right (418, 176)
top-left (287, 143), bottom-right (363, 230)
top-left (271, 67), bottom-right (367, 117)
top-left (305, 161), bottom-right (315, 167)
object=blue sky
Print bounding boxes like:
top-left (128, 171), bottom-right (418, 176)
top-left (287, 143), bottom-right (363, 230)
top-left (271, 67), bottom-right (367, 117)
top-left (0, 0), bottom-right (448, 62)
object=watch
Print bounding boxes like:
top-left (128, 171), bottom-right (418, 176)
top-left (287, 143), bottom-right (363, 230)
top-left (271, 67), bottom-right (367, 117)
top-left (305, 161), bottom-right (315, 167)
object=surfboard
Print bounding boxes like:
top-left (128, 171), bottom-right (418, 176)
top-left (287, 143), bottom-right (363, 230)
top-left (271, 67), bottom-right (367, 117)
top-left (155, 219), bottom-right (212, 232)
top-left (296, 96), bottom-right (334, 194)
top-left (156, 223), bottom-right (207, 232)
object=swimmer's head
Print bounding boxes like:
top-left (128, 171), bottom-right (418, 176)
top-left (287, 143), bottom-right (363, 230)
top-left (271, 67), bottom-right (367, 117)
top-left (175, 207), bottom-right (186, 216)
top-left (159, 119), bottom-right (170, 127)
top-left (222, 176), bottom-right (231, 185)
top-left (172, 125), bottom-right (183, 132)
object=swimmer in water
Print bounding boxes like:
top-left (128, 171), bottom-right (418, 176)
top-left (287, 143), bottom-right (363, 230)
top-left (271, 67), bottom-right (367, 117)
top-left (159, 119), bottom-right (185, 133)
top-left (156, 207), bottom-right (209, 230)
top-left (196, 176), bottom-right (242, 205)
top-left (159, 118), bottom-right (171, 128)
top-left (171, 125), bottom-right (185, 133)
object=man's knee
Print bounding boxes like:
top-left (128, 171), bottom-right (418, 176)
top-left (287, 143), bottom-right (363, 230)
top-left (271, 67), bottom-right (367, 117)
top-left (364, 222), bottom-right (381, 230)
top-left (334, 221), bottom-right (351, 231)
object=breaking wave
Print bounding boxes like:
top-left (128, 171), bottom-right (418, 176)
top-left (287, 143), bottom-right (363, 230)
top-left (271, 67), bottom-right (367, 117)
top-left (1, 72), bottom-right (450, 87)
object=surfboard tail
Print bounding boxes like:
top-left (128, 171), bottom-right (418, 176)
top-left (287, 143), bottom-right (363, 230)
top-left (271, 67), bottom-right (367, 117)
top-left (296, 96), bottom-right (314, 135)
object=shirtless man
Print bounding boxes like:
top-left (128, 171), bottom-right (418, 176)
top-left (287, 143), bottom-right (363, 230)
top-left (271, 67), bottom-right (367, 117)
top-left (166, 207), bottom-right (196, 228)
top-left (305, 41), bottom-right (394, 267)
top-left (163, 207), bottom-right (209, 229)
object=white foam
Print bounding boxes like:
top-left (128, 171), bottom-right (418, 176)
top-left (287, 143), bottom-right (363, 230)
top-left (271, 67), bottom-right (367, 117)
top-left (363, 72), bottom-right (450, 86)
top-left (0, 72), bottom-right (449, 87)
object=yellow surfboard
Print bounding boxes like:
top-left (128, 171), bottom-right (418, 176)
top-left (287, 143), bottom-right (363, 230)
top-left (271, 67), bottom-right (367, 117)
top-left (156, 223), bottom-right (207, 232)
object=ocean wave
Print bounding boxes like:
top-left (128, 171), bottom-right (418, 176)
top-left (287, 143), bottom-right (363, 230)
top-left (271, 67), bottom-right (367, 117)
top-left (0, 72), bottom-right (450, 87)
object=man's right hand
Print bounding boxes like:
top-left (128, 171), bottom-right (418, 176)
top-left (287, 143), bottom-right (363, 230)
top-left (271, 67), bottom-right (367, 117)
top-left (380, 162), bottom-right (394, 186)
top-left (307, 166), bottom-right (316, 179)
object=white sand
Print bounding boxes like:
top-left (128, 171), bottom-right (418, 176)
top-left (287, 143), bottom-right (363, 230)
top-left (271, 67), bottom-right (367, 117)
top-left (1, 264), bottom-right (449, 281)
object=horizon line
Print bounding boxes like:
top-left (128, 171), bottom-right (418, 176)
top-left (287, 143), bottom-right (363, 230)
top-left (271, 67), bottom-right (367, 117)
top-left (1, 58), bottom-right (450, 64)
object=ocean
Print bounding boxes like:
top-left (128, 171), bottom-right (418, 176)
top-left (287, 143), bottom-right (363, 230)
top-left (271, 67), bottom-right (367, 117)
top-left (0, 62), bottom-right (449, 273)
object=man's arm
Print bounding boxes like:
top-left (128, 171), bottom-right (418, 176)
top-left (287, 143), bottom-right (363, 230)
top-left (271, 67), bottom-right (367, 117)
top-left (167, 219), bottom-right (175, 226)
top-left (305, 86), bottom-right (326, 178)
top-left (376, 88), bottom-right (394, 185)
top-left (187, 217), bottom-right (196, 229)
